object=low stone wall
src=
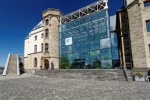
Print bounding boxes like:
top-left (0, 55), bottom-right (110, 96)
top-left (35, 69), bottom-right (127, 81)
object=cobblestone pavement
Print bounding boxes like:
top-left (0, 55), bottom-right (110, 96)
top-left (0, 75), bottom-right (149, 100)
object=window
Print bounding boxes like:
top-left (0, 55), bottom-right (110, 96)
top-left (35, 36), bottom-right (37, 41)
top-left (45, 29), bottom-right (49, 37)
top-left (45, 43), bottom-right (49, 53)
top-left (45, 19), bottom-right (49, 25)
top-left (144, 1), bottom-right (150, 7)
top-left (41, 43), bottom-right (43, 52)
top-left (34, 45), bottom-right (37, 53)
top-left (41, 33), bottom-right (43, 38)
top-left (34, 58), bottom-right (37, 67)
top-left (146, 20), bottom-right (150, 32)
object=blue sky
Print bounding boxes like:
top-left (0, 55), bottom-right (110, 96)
top-left (0, 0), bottom-right (123, 66)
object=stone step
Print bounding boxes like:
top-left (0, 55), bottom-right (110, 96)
top-left (7, 54), bottom-right (17, 75)
top-left (35, 69), bottom-right (127, 81)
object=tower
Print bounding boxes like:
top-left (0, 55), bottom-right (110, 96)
top-left (42, 8), bottom-right (62, 70)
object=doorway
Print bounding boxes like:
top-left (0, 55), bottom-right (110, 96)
top-left (44, 59), bottom-right (49, 70)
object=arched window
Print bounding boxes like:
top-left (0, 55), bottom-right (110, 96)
top-left (34, 58), bottom-right (37, 68)
top-left (45, 43), bottom-right (49, 53)
top-left (45, 19), bottom-right (49, 25)
top-left (45, 29), bottom-right (49, 38)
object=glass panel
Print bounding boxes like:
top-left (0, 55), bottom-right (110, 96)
top-left (111, 32), bottom-right (117, 39)
top-left (101, 48), bottom-right (112, 60)
top-left (111, 38), bottom-right (118, 47)
top-left (80, 43), bottom-right (89, 52)
top-left (74, 52), bottom-right (80, 59)
top-left (66, 45), bottom-right (73, 53)
top-left (90, 50), bottom-right (100, 61)
top-left (80, 52), bottom-right (90, 61)
top-left (90, 41), bottom-right (100, 50)
top-left (101, 60), bottom-right (112, 69)
top-left (146, 20), bottom-right (150, 32)
top-left (100, 38), bottom-right (111, 49)
top-left (112, 47), bottom-right (119, 60)
top-left (68, 53), bottom-right (74, 61)
top-left (73, 44), bottom-right (81, 53)
top-left (144, 1), bottom-right (150, 7)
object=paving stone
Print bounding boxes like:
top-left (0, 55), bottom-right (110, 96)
top-left (0, 74), bottom-right (149, 100)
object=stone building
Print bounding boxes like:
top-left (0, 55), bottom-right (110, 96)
top-left (24, 9), bottom-right (62, 71)
top-left (24, 0), bottom-right (120, 70)
top-left (117, 0), bottom-right (150, 69)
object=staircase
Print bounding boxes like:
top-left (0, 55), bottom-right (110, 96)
top-left (35, 69), bottom-right (127, 81)
top-left (6, 55), bottom-right (17, 75)
top-left (3, 54), bottom-right (21, 76)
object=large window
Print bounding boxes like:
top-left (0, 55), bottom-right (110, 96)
top-left (146, 20), bottom-right (150, 32)
top-left (59, 9), bottom-right (118, 69)
top-left (45, 43), bottom-right (49, 53)
top-left (34, 45), bottom-right (37, 53)
top-left (144, 1), bottom-right (150, 7)
top-left (45, 29), bottom-right (49, 37)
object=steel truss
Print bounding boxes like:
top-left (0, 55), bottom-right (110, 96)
top-left (61, 0), bottom-right (108, 24)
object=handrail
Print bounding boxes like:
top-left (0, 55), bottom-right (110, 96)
top-left (17, 54), bottom-right (20, 75)
top-left (2, 53), bottom-right (11, 76)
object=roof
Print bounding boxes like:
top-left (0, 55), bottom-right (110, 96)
top-left (32, 21), bottom-right (43, 31)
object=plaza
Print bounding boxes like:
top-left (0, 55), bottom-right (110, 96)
top-left (0, 73), bottom-right (150, 100)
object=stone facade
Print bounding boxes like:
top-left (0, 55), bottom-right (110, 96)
top-left (24, 9), bottom-right (62, 71)
top-left (117, 0), bottom-right (150, 69)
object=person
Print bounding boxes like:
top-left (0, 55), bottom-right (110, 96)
top-left (51, 61), bottom-right (54, 70)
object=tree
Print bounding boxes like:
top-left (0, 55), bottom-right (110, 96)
top-left (93, 59), bottom-right (101, 69)
top-left (60, 55), bottom-right (71, 69)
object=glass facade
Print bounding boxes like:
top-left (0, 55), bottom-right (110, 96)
top-left (59, 9), bottom-right (119, 69)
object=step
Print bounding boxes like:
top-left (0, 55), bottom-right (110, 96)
top-left (35, 69), bottom-right (127, 81)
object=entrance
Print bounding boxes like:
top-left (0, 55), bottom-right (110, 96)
top-left (44, 59), bottom-right (49, 70)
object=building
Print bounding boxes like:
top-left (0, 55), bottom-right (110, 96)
top-left (117, 0), bottom-right (150, 70)
top-left (24, 0), bottom-right (120, 71)
top-left (59, 0), bottom-right (119, 69)
top-left (24, 9), bottom-right (62, 71)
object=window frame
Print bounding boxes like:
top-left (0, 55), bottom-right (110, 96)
top-left (45, 19), bottom-right (49, 25)
top-left (146, 20), bottom-right (150, 32)
top-left (45, 29), bottom-right (49, 38)
top-left (35, 35), bottom-right (37, 41)
top-left (144, 1), bottom-right (150, 7)
top-left (45, 43), bottom-right (49, 53)
top-left (41, 33), bottom-right (43, 38)
top-left (34, 45), bottom-right (37, 53)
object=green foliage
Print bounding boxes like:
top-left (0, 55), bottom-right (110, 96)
top-left (93, 59), bottom-right (101, 69)
top-left (134, 72), bottom-right (143, 77)
top-left (60, 55), bottom-right (71, 69)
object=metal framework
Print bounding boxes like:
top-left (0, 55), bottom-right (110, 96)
top-left (61, 0), bottom-right (108, 24)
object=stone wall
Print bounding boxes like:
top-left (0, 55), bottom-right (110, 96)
top-left (127, 1), bottom-right (147, 68)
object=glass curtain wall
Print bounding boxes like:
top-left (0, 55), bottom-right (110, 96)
top-left (60, 9), bottom-right (119, 69)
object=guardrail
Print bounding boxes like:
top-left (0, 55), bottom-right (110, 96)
top-left (17, 54), bottom-right (20, 75)
top-left (2, 53), bottom-right (10, 76)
